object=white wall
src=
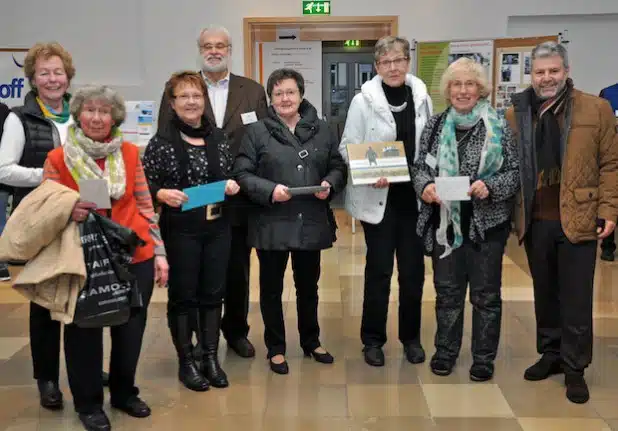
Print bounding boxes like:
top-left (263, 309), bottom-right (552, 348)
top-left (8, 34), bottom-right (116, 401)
top-left (2, 0), bottom-right (618, 113)
top-left (507, 14), bottom-right (618, 96)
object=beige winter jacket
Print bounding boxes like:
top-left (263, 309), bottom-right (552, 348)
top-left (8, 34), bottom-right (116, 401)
top-left (0, 180), bottom-right (85, 323)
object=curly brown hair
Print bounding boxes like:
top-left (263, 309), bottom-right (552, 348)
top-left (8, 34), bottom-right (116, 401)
top-left (164, 71), bottom-right (207, 105)
top-left (23, 42), bottom-right (75, 90)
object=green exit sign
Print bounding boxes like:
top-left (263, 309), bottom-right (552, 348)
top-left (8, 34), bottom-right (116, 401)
top-left (302, 1), bottom-right (331, 15)
top-left (344, 40), bottom-right (360, 47)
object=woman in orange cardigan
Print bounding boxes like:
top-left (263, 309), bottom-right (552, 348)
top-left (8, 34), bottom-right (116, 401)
top-left (43, 84), bottom-right (168, 431)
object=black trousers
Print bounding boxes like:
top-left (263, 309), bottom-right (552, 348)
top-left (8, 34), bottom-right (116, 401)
top-left (221, 223), bottom-right (252, 342)
top-left (165, 218), bottom-right (231, 315)
top-left (601, 231), bottom-right (616, 254)
top-left (30, 302), bottom-right (61, 381)
top-left (64, 258), bottom-right (155, 413)
top-left (257, 249), bottom-right (321, 357)
top-left (360, 200), bottom-right (425, 347)
top-left (524, 220), bottom-right (596, 372)
top-left (432, 228), bottom-right (508, 364)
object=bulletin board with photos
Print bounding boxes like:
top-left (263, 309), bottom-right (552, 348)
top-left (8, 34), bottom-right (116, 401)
top-left (492, 36), bottom-right (559, 117)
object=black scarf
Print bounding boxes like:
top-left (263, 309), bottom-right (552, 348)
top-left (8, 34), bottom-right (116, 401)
top-left (531, 79), bottom-right (572, 174)
top-left (170, 113), bottom-right (224, 187)
top-left (382, 82), bottom-right (416, 165)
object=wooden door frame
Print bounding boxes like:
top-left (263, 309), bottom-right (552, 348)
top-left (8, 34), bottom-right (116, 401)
top-left (243, 16), bottom-right (398, 79)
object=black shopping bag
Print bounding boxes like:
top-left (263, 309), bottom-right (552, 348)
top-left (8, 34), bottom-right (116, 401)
top-left (73, 212), bottom-right (143, 327)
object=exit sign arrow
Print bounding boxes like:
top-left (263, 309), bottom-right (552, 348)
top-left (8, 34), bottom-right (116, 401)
top-left (279, 35), bottom-right (297, 40)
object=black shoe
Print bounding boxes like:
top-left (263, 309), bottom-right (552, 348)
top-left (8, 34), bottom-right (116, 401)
top-left (111, 395), bottom-right (152, 418)
top-left (101, 371), bottom-right (109, 387)
top-left (304, 347), bottom-right (334, 364)
top-left (363, 346), bottom-right (385, 367)
top-left (168, 314), bottom-right (210, 392)
top-left (228, 337), bottom-right (256, 358)
top-left (37, 380), bottom-right (63, 410)
top-left (601, 249), bottom-right (615, 262)
top-left (403, 343), bottom-right (426, 364)
top-left (269, 356), bottom-right (289, 375)
top-left (430, 357), bottom-right (454, 376)
top-left (78, 410), bottom-right (111, 431)
top-left (470, 363), bottom-right (494, 382)
top-left (0, 266), bottom-right (10, 281)
top-left (565, 373), bottom-right (589, 404)
top-left (524, 355), bottom-right (562, 381)
top-left (200, 307), bottom-right (229, 388)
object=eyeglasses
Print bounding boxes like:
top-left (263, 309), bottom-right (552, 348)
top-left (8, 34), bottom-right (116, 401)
top-left (451, 81), bottom-right (478, 91)
top-left (271, 89), bottom-right (299, 99)
top-left (377, 57), bottom-right (409, 69)
top-left (200, 43), bottom-right (231, 51)
top-left (174, 94), bottom-right (204, 102)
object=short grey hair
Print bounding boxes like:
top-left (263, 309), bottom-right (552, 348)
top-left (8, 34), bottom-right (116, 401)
top-left (440, 57), bottom-right (491, 104)
top-left (197, 25), bottom-right (232, 48)
top-left (531, 41), bottom-right (569, 69)
top-left (69, 85), bottom-right (126, 126)
top-left (374, 36), bottom-right (410, 62)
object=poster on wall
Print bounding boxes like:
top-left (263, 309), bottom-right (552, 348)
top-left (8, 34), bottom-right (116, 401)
top-left (416, 40), bottom-right (494, 113)
top-left (258, 41), bottom-right (323, 118)
top-left (494, 48), bottom-right (533, 117)
top-left (0, 50), bottom-right (28, 108)
top-left (121, 101), bottom-right (155, 149)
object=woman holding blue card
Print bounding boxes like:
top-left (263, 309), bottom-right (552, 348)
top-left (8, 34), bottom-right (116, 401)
top-left (143, 71), bottom-right (239, 392)
top-left (234, 68), bottom-right (347, 375)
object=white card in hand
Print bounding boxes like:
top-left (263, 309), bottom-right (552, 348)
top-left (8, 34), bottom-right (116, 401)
top-left (435, 176), bottom-right (471, 201)
top-left (79, 179), bottom-right (111, 209)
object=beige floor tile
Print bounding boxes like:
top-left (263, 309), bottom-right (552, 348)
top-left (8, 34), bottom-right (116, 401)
top-left (264, 384), bottom-right (348, 418)
top-left (422, 384), bottom-right (514, 417)
top-left (347, 384), bottom-right (430, 417)
top-left (0, 337), bottom-right (29, 360)
top-left (433, 418), bottom-right (524, 431)
top-left (517, 417), bottom-right (611, 431)
top-left (500, 382), bottom-right (599, 417)
top-left (350, 417), bottom-right (436, 430)
top-left (344, 358), bottom-right (421, 385)
top-left (262, 417), bottom-right (355, 431)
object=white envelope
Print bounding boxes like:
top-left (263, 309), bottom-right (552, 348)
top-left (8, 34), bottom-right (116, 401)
top-left (79, 179), bottom-right (112, 209)
top-left (435, 176), bottom-right (471, 201)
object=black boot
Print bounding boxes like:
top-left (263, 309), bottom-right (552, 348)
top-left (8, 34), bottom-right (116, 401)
top-left (169, 314), bottom-right (209, 392)
top-left (199, 307), bottom-right (229, 388)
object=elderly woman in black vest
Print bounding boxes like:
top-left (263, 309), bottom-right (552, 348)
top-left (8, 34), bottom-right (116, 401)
top-left (143, 71), bottom-right (240, 391)
top-left (0, 42), bottom-right (75, 410)
top-left (234, 68), bottom-right (347, 374)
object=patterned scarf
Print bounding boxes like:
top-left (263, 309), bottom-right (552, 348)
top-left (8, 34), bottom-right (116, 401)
top-left (36, 96), bottom-right (71, 123)
top-left (436, 98), bottom-right (504, 258)
top-left (63, 124), bottom-right (126, 199)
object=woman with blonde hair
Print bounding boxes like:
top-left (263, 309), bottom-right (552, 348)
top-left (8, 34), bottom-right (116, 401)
top-left (412, 57), bottom-right (519, 380)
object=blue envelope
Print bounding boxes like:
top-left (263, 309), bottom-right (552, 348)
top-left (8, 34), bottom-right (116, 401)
top-left (181, 181), bottom-right (227, 211)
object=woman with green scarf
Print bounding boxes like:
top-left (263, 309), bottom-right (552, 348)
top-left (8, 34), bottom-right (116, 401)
top-left (412, 57), bottom-right (520, 381)
top-left (0, 42), bottom-right (76, 411)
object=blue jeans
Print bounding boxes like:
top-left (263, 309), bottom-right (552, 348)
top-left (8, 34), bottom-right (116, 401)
top-left (0, 190), bottom-right (9, 270)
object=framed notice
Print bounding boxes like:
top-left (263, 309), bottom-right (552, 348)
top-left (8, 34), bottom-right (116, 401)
top-left (346, 141), bottom-right (410, 185)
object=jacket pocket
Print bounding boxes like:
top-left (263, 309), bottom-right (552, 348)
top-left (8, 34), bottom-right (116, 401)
top-left (574, 187), bottom-right (598, 203)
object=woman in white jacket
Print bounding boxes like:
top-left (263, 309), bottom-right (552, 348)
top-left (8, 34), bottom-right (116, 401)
top-left (339, 36), bottom-right (433, 367)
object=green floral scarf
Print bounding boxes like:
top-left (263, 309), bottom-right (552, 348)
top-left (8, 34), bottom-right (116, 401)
top-left (436, 99), bottom-right (504, 258)
top-left (63, 124), bottom-right (126, 200)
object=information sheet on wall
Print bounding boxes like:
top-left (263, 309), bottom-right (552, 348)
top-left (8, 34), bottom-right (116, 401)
top-left (259, 41), bottom-right (323, 118)
top-left (121, 101), bottom-right (155, 148)
top-left (495, 47), bottom-right (532, 117)
top-left (416, 40), bottom-right (494, 113)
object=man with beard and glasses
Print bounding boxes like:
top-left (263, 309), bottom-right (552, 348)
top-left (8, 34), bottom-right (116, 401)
top-left (157, 25), bottom-right (268, 361)
top-left (506, 42), bottom-right (618, 404)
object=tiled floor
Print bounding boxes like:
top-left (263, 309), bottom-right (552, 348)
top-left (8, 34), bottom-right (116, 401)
top-left (1, 223), bottom-right (618, 430)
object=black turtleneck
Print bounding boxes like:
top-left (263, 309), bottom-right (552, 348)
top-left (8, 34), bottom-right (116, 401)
top-left (382, 82), bottom-right (417, 212)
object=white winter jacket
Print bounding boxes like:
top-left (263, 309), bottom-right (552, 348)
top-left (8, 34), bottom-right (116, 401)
top-left (338, 74), bottom-right (433, 224)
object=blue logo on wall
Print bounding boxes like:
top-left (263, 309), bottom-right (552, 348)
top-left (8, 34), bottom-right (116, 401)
top-left (0, 54), bottom-right (25, 101)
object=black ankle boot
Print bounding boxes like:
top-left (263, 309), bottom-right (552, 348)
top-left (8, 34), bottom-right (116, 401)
top-left (199, 307), bottom-right (229, 388)
top-left (169, 314), bottom-right (209, 392)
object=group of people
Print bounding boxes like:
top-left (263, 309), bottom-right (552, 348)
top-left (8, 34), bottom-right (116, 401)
top-left (0, 24), bottom-right (615, 431)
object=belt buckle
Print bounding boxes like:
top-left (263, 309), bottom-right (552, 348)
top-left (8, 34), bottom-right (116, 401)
top-left (205, 203), bottom-right (222, 220)
top-left (298, 149), bottom-right (309, 159)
